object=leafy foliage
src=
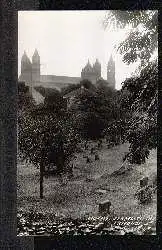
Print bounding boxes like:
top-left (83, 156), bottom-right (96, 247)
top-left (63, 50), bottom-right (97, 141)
top-left (61, 79), bottom-right (95, 96)
top-left (34, 86), bottom-right (60, 97)
top-left (80, 79), bottom-right (96, 90)
top-left (135, 185), bottom-right (156, 204)
top-left (121, 60), bottom-right (157, 164)
top-left (18, 89), bottom-right (79, 174)
top-left (61, 83), bottom-right (81, 96)
top-left (104, 11), bottom-right (157, 164)
top-left (70, 82), bottom-right (117, 140)
top-left (18, 81), bottom-right (36, 112)
top-left (104, 11), bottom-right (158, 66)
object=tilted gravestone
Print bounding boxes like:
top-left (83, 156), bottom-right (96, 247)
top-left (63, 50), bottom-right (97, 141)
top-left (98, 200), bottom-right (111, 215)
top-left (140, 177), bottom-right (148, 188)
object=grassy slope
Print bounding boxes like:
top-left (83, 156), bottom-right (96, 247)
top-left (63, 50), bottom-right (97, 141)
top-left (17, 142), bottom-right (156, 222)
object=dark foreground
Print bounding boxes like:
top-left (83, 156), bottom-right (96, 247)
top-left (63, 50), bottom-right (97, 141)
top-left (17, 211), bottom-right (156, 236)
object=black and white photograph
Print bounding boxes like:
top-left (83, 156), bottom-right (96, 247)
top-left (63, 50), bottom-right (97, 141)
top-left (17, 10), bottom-right (158, 236)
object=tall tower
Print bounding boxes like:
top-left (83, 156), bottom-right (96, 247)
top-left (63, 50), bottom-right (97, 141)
top-left (20, 51), bottom-right (32, 93)
top-left (81, 59), bottom-right (93, 81)
top-left (93, 59), bottom-right (101, 78)
top-left (32, 49), bottom-right (40, 85)
top-left (107, 54), bottom-right (115, 89)
top-left (81, 59), bottom-right (101, 84)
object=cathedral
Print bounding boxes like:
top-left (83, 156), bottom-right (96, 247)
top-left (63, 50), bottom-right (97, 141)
top-left (19, 49), bottom-right (116, 93)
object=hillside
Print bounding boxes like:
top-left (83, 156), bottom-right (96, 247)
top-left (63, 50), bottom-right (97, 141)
top-left (17, 141), bottom-right (156, 235)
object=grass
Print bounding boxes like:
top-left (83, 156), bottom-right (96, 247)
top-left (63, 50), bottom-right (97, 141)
top-left (17, 141), bottom-right (157, 223)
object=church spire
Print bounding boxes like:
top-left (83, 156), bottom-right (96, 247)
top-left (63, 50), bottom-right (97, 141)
top-left (110, 54), bottom-right (113, 60)
top-left (20, 51), bottom-right (32, 93)
top-left (32, 49), bottom-right (40, 63)
top-left (107, 54), bottom-right (115, 89)
top-left (32, 49), bottom-right (40, 83)
top-left (21, 50), bottom-right (31, 64)
top-left (93, 58), bottom-right (101, 77)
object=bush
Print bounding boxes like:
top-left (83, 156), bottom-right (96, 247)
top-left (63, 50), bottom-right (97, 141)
top-left (135, 186), bottom-right (153, 204)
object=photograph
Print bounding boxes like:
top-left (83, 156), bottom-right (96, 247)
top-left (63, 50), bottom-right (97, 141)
top-left (17, 10), bottom-right (157, 236)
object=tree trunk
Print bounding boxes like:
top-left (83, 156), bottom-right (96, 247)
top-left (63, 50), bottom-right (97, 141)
top-left (56, 130), bottom-right (65, 176)
top-left (57, 150), bottom-right (64, 176)
top-left (40, 161), bottom-right (44, 199)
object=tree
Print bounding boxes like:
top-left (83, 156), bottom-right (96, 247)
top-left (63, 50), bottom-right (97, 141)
top-left (104, 11), bottom-right (158, 67)
top-left (121, 60), bottom-right (157, 164)
top-left (70, 81), bottom-right (116, 140)
top-left (18, 90), bottom-right (79, 198)
top-left (104, 11), bottom-right (158, 164)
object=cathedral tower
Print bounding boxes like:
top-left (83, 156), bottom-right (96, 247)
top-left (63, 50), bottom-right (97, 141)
top-left (32, 49), bottom-right (40, 84)
top-left (81, 59), bottom-right (102, 84)
top-left (93, 59), bottom-right (101, 78)
top-left (20, 51), bottom-right (32, 86)
top-left (107, 55), bottom-right (115, 89)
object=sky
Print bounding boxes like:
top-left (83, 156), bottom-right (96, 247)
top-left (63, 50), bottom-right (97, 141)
top-left (18, 11), bottom-right (139, 90)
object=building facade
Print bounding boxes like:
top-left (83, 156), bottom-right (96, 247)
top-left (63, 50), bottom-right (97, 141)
top-left (19, 49), bottom-right (116, 92)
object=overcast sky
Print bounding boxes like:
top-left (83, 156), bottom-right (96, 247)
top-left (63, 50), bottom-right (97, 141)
top-left (18, 11), bottom-right (139, 90)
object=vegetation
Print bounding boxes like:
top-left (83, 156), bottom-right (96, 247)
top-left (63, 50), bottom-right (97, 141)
top-left (18, 81), bottom-right (35, 112)
top-left (104, 10), bottom-right (158, 164)
top-left (70, 80), bottom-right (117, 140)
top-left (17, 11), bottom-right (157, 235)
top-left (61, 83), bottom-right (81, 95)
top-left (34, 86), bottom-right (60, 98)
top-left (18, 10), bottom-right (157, 196)
top-left (121, 60), bottom-right (157, 164)
top-left (104, 10), bottom-right (158, 66)
top-left (18, 85), bottom-right (79, 198)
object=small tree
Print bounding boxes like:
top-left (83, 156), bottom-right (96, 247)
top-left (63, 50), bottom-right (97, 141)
top-left (18, 90), bottom-right (79, 198)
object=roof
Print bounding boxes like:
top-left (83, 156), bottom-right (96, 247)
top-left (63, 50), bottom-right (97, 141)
top-left (40, 75), bottom-right (81, 84)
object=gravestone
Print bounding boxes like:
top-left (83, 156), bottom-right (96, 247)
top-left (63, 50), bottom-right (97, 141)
top-left (86, 156), bottom-right (91, 163)
top-left (95, 154), bottom-right (99, 161)
top-left (98, 200), bottom-right (111, 215)
top-left (97, 139), bottom-right (102, 149)
top-left (84, 142), bottom-right (89, 150)
top-left (140, 177), bottom-right (148, 188)
top-left (91, 147), bottom-right (95, 154)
